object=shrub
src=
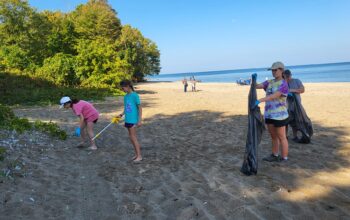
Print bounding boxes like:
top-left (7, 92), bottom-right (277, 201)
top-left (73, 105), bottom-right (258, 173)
top-left (0, 72), bottom-right (115, 106)
top-left (34, 120), bottom-right (67, 140)
top-left (0, 104), bottom-right (67, 139)
top-left (35, 53), bottom-right (79, 86)
top-left (0, 104), bottom-right (32, 133)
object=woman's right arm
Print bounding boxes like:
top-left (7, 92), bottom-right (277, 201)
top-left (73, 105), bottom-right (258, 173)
top-left (256, 80), bottom-right (268, 89)
top-left (255, 83), bottom-right (264, 89)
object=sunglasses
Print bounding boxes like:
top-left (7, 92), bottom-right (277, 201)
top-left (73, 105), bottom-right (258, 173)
top-left (272, 68), bottom-right (281, 72)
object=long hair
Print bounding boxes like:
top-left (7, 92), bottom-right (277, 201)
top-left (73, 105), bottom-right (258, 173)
top-left (120, 80), bottom-right (135, 91)
top-left (69, 99), bottom-right (80, 107)
top-left (71, 99), bottom-right (79, 104)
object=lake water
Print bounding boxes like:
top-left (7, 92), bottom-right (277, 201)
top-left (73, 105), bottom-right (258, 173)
top-left (148, 62), bottom-right (350, 83)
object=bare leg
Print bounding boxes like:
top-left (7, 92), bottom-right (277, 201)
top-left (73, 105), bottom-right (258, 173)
top-left (267, 124), bottom-right (279, 155)
top-left (86, 121), bottom-right (97, 149)
top-left (80, 122), bottom-right (87, 145)
top-left (127, 127), bottom-right (142, 161)
top-left (276, 126), bottom-right (289, 158)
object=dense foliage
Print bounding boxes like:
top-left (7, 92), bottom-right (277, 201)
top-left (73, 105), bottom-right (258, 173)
top-left (0, 71), bottom-right (119, 106)
top-left (0, 104), bottom-right (66, 139)
top-left (0, 0), bottom-right (160, 90)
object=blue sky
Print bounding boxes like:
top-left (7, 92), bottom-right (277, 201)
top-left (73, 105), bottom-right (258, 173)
top-left (28, 0), bottom-right (350, 74)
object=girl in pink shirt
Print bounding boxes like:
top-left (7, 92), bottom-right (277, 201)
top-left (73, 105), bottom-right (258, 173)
top-left (60, 96), bottom-right (99, 150)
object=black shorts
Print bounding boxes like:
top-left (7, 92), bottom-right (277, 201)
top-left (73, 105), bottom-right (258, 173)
top-left (265, 118), bottom-right (289, 127)
top-left (85, 119), bottom-right (98, 123)
top-left (124, 123), bottom-right (135, 128)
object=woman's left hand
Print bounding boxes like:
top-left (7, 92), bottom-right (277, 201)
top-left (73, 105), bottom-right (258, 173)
top-left (136, 121), bottom-right (142, 127)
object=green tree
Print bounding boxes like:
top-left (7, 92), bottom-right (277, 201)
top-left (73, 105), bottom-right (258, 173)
top-left (116, 25), bottom-right (160, 81)
top-left (0, 0), bottom-right (33, 70)
top-left (42, 11), bottom-right (78, 56)
top-left (0, 0), bottom-right (33, 45)
top-left (70, 0), bottom-right (121, 42)
top-left (75, 38), bottom-right (131, 88)
top-left (35, 53), bottom-right (78, 86)
top-left (0, 0), bottom-right (51, 69)
top-left (0, 45), bottom-right (29, 71)
top-left (26, 11), bottom-right (51, 66)
top-left (0, 0), bottom-right (161, 88)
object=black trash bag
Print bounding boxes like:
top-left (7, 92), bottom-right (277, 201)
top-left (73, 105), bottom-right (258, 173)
top-left (241, 74), bottom-right (265, 176)
top-left (287, 94), bottom-right (313, 143)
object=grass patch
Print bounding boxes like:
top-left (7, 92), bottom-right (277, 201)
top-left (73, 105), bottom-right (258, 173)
top-left (0, 72), bottom-right (123, 106)
top-left (34, 120), bottom-right (67, 140)
top-left (0, 104), bottom-right (67, 139)
top-left (0, 104), bottom-right (32, 133)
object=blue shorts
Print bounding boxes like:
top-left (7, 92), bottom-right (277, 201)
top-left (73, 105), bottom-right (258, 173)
top-left (124, 123), bottom-right (135, 128)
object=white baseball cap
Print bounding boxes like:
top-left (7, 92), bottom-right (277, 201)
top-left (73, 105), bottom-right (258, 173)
top-left (59, 96), bottom-right (71, 108)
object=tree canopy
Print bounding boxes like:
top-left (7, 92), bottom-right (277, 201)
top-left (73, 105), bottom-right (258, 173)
top-left (0, 0), bottom-right (160, 87)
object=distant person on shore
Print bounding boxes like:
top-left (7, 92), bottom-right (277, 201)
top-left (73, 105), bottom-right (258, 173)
top-left (283, 69), bottom-right (305, 141)
top-left (117, 80), bottom-right (143, 162)
top-left (182, 77), bottom-right (188, 92)
top-left (253, 61), bottom-right (289, 162)
top-left (60, 96), bottom-right (99, 150)
top-left (190, 75), bottom-right (197, 92)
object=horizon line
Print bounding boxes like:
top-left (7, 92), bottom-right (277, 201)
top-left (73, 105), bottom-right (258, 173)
top-left (159, 61), bottom-right (350, 76)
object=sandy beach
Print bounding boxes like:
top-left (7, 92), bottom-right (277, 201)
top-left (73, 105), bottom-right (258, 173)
top-left (1, 81), bottom-right (350, 219)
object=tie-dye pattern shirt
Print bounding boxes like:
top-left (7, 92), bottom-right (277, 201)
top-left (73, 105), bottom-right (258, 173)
top-left (262, 79), bottom-right (289, 120)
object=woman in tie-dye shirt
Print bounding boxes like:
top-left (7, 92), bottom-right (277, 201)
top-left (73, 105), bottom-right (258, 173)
top-left (255, 61), bottom-right (289, 163)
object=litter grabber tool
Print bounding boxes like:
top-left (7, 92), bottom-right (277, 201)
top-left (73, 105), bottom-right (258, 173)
top-left (92, 117), bottom-right (122, 141)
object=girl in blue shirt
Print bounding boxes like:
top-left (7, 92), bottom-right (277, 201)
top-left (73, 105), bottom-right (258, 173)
top-left (118, 80), bottom-right (143, 162)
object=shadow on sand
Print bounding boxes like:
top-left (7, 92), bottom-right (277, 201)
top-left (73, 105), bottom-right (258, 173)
top-left (2, 87), bottom-right (349, 219)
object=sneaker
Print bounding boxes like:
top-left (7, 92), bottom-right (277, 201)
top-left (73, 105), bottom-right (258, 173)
top-left (263, 154), bottom-right (281, 162)
top-left (278, 158), bottom-right (288, 165)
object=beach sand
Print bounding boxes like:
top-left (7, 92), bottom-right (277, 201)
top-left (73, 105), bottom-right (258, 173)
top-left (1, 82), bottom-right (350, 219)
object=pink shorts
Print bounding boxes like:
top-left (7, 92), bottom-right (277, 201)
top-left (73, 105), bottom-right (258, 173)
top-left (85, 113), bottom-right (99, 123)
